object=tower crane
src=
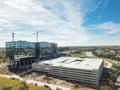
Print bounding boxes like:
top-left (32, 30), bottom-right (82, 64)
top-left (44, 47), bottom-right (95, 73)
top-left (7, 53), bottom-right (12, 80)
top-left (33, 30), bottom-right (46, 58)
top-left (12, 32), bottom-right (15, 41)
top-left (33, 30), bottom-right (46, 42)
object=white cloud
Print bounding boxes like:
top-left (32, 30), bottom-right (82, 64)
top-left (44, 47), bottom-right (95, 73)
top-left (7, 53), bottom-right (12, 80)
top-left (0, 28), bottom-right (2, 31)
top-left (91, 22), bottom-right (120, 34)
top-left (0, 0), bottom-right (117, 47)
top-left (2, 0), bottom-right (33, 11)
top-left (79, 0), bottom-right (104, 14)
top-left (0, 0), bottom-right (88, 46)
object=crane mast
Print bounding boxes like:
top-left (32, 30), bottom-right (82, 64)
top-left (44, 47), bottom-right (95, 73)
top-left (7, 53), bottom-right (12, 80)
top-left (33, 30), bottom-right (45, 42)
top-left (12, 32), bottom-right (15, 41)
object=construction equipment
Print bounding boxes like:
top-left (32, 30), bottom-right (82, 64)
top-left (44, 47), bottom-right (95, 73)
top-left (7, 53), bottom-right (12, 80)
top-left (33, 30), bottom-right (46, 42)
top-left (12, 32), bottom-right (15, 41)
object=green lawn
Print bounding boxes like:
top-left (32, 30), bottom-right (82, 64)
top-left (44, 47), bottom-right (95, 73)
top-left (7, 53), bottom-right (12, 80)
top-left (0, 76), bottom-right (49, 90)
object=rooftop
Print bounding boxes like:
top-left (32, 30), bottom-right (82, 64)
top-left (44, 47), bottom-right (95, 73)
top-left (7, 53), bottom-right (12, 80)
top-left (38, 57), bottom-right (103, 70)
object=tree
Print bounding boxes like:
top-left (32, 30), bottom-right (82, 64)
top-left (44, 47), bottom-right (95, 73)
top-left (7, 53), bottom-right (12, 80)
top-left (20, 81), bottom-right (29, 90)
top-left (18, 85), bottom-right (28, 90)
top-left (1, 86), bottom-right (12, 90)
top-left (0, 52), bottom-right (6, 63)
top-left (68, 51), bottom-right (73, 56)
top-left (108, 79), bottom-right (114, 88)
top-left (100, 85), bottom-right (112, 90)
top-left (81, 51), bottom-right (86, 56)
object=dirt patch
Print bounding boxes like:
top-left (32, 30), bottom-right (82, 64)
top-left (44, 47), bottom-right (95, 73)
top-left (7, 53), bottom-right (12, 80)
top-left (0, 63), bottom-right (14, 75)
top-left (104, 61), bottom-right (112, 68)
top-left (22, 71), bottom-right (94, 90)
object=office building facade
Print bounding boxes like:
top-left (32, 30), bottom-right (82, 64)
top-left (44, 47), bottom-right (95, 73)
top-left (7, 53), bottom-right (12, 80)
top-left (6, 41), bottom-right (58, 69)
top-left (35, 42), bottom-right (58, 58)
top-left (6, 41), bottom-right (35, 68)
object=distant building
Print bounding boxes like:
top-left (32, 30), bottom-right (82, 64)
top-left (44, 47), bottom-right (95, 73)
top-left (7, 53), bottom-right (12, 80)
top-left (6, 41), bottom-right (58, 69)
top-left (32, 57), bottom-right (104, 88)
top-left (95, 49), bottom-right (104, 55)
top-left (85, 52), bottom-right (94, 57)
top-left (58, 51), bottom-right (69, 56)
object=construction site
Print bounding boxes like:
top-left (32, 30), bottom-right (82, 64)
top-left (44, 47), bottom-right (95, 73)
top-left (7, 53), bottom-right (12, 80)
top-left (2, 32), bottom-right (105, 90)
top-left (32, 57), bottom-right (104, 88)
top-left (0, 63), bottom-right (95, 90)
top-left (6, 32), bottom-right (58, 69)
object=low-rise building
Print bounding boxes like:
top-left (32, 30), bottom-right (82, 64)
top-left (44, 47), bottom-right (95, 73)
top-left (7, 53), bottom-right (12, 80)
top-left (32, 57), bottom-right (104, 88)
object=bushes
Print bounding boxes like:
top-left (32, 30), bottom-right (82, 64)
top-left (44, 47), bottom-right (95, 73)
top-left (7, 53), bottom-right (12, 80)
top-left (100, 63), bottom-right (120, 90)
top-left (0, 52), bottom-right (6, 63)
top-left (18, 81), bottom-right (29, 90)
top-left (112, 63), bottom-right (120, 70)
top-left (18, 86), bottom-right (28, 90)
top-left (1, 86), bottom-right (12, 90)
top-left (0, 52), bottom-right (6, 59)
top-left (100, 85), bottom-right (113, 90)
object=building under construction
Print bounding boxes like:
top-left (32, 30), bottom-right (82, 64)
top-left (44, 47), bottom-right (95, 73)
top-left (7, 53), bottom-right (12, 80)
top-left (6, 40), bottom-right (58, 69)
top-left (32, 57), bottom-right (104, 88)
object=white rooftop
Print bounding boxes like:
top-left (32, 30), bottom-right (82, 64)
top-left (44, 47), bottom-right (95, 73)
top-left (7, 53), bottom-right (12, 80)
top-left (38, 57), bottom-right (103, 70)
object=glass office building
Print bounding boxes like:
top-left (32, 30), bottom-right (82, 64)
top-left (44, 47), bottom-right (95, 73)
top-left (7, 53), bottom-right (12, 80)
top-left (6, 41), bottom-right (35, 68)
top-left (35, 42), bottom-right (58, 58)
top-left (6, 41), bottom-right (58, 69)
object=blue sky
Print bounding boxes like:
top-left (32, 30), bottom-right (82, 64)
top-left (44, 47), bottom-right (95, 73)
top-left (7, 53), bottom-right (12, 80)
top-left (0, 0), bottom-right (120, 47)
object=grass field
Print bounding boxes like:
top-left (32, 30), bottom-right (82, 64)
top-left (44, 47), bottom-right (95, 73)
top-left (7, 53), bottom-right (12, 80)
top-left (0, 76), bottom-right (49, 90)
